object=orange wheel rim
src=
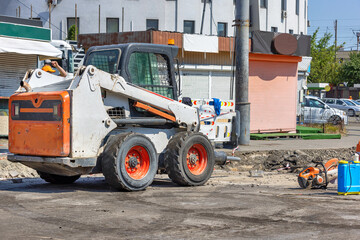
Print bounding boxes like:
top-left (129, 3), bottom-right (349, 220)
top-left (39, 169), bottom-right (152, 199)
top-left (186, 144), bottom-right (208, 175)
top-left (125, 146), bottom-right (150, 180)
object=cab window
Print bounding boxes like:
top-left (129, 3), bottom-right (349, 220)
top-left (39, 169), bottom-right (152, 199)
top-left (307, 98), bottom-right (324, 108)
top-left (85, 49), bottom-right (120, 74)
top-left (128, 52), bottom-right (174, 99)
top-left (344, 100), bottom-right (355, 106)
top-left (336, 100), bottom-right (344, 105)
top-left (67, 49), bottom-right (74, 73)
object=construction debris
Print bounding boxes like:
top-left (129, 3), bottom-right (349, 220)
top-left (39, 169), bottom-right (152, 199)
top-left (230, 148), bottom-right (354, 172)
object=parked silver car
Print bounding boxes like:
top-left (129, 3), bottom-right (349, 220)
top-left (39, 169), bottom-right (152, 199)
top-left (303, 96), bottom-right (348, 125)
top-left (323, 98), bottom-right (360, 117)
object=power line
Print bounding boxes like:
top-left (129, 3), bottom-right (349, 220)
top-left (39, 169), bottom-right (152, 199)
top-left (15, 0), bottom-right (68, 37)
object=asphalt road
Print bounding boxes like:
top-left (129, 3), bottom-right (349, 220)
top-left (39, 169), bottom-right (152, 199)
top-left (1, 171), bottom-right (360, 240)
top-left (1, 123), bottom-right (360, 239)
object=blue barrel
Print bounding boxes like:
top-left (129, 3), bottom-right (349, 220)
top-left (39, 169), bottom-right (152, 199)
top-left (338, 160), bottom-right (360, 195)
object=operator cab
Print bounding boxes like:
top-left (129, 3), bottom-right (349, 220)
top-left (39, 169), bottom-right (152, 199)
top-left (84, 43), bottom-right (179, 100)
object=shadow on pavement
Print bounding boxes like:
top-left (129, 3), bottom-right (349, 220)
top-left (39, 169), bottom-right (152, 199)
top-left (0, 176), bottom-right (178, 193)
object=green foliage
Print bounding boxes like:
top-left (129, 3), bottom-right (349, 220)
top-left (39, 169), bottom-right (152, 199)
top-left (67, 25), bottom-right (78, 40)
top-left (339, 52), bottom-right (360, 86)
top-left (308, 29), bottom-right (343, 84)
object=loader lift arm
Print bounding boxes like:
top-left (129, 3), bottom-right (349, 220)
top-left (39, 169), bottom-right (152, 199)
top-left (76, 65), bottom-right (199, 131)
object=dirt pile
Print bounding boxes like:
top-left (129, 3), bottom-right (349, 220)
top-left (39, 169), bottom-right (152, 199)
top-left (230, 147), bottom-right (355, 172)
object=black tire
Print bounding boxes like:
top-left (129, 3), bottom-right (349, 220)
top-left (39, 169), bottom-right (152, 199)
top-left (164, 132), bottom-right (215, 186)
top-left (348, 109), bottom-right (355, 117)
top-left (329, 115), bottom-right (341, 125)
top-left (37, 171), bottom-right (81, 184)
top-left (102, 132), bottom-right (157, 191)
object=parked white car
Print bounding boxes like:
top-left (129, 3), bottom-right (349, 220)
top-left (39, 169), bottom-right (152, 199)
top-left (303, 96), bottom-right (348, 125)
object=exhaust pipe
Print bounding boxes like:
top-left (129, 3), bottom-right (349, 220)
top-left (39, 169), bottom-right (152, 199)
top-left (20, 81), bottom-right (32, 92)
top-left (214, 151), bottom-right (241, 165)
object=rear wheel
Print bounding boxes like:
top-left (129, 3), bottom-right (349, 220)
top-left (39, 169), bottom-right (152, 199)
top-left (102, 132), bottom-right (157, 191)
top-left (37, 171), bottom-right (81, 184)
top-left (329, 115), bottom-right (341, 125)
top-left (164, 132), bottom-right (215, 186)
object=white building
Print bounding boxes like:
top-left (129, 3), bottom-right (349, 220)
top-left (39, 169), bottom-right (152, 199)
top-left (1, 0), bottom-right (308, 40)
top-left (252, 0), bottom-right (308, 34)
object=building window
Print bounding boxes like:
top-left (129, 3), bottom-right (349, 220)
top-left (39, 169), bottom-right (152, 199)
top-left (281, 0), bottom-right (287, 11)
top-left (67, 17), bottom-right (80, 34)
top-left (289, 29), bottom-right (294, 34)
top-left (106, 18), bottom-right (119, 33)
top-left (217, 22), bottom-right (227, 37)
top-left (146, 19), bottom-right (159, 30)
top-left (296, 0), bottom-right (299, 15)
top-left (184, 20), bottom-right (195, 34)
top-left (260, 0), bottom-right (267, 8)
top-left (271, 27), bottom-right (278, 32)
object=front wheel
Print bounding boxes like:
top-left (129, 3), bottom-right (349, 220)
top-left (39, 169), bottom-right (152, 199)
top-left (164, 132), bottom-right (215, 186)
top-left (102, 132), bottom-right (158, 191)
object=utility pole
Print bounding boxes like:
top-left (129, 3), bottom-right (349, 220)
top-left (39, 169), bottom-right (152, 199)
top-left (210, 0), bottom-right (213, 35)
top-left (357, 32), bottom-right (360, 52)
top-left (30, 5), bottom-right (32, 19)
top-left (48, 1), bottom-right (51, 29)
top-left (75, 4), bottom-right (78, 41)
top-left (235, 0), bottom-right (250, 145)
top-left (98, 5), bottom-right (100, 33)
top-left (122, 7), bottom-right (125, 32)
top-left (334, 19), bottom-right (337, 62)
top-left (200, 0), bottom-right (206, 34)
top-left (175, 0), bottom-right (178, 32)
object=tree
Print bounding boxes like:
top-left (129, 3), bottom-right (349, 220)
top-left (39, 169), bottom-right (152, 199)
top-left (339, 52), bottom-right (360, 86)
top-left (308, 29), bottom-right (343, 84)
top-left (67, 25), bottom-right (78, 40)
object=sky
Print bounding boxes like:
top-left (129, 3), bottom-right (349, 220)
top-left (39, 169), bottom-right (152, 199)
top-left (308, 0), bottom-right (360, 50)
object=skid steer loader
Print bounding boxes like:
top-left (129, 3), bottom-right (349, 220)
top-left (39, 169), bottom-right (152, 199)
top-left (8, 43), bottom-right (239, 191)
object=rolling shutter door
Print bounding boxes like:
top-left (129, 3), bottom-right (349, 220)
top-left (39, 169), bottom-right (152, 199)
top-left (0, 53), bottom-right (37, 97)
top-left (181, 71), bottom-right (209, 99)
top-left (211, 72), bottom-right (232, 100)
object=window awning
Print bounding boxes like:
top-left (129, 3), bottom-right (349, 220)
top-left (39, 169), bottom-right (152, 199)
top-left (0, 36), bottom-right (62, 60)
